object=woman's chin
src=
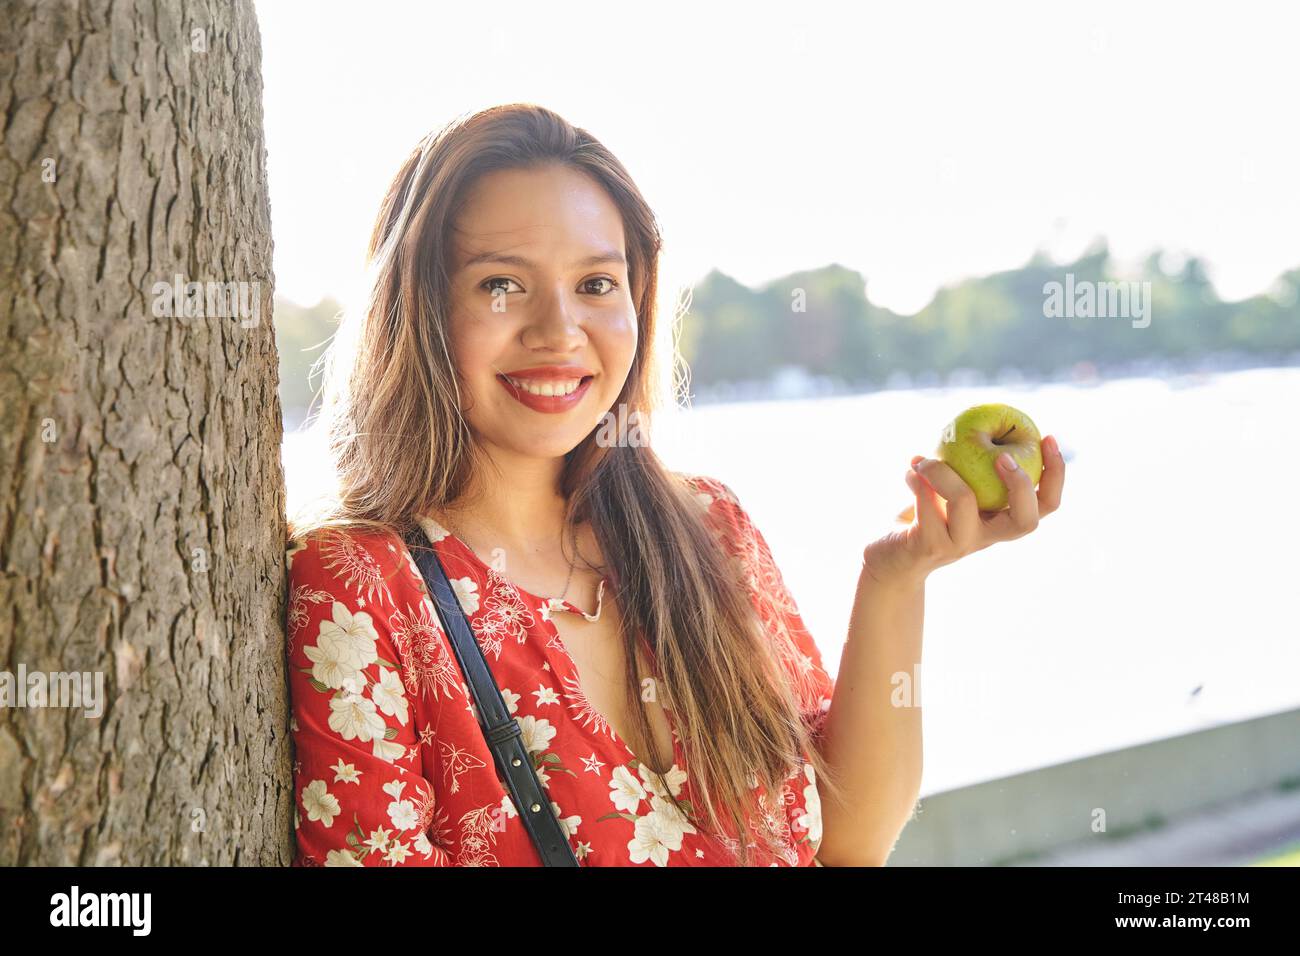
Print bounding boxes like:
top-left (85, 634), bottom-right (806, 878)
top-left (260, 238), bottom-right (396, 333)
top-left (487, 433), bottom-right (591, 462)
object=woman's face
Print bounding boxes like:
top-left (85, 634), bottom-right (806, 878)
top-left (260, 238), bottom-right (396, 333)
top-left (446, 163), bottom-right (638, 464)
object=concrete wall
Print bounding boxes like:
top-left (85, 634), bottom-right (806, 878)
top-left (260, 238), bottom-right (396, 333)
top-left (888, 706), bottom-right (1300, 866)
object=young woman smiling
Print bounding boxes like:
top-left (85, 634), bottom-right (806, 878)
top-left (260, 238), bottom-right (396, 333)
top-left (284, 104), bottom-right (1066, 867)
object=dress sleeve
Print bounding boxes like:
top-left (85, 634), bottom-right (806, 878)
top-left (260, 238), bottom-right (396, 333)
top-left (285, 531), bottom-right (450, 866)
top-left (686, 476), bottom-right (836, 744)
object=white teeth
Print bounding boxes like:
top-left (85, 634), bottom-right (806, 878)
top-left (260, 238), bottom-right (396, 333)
top-left (504, 376), bottom-right (583, 397)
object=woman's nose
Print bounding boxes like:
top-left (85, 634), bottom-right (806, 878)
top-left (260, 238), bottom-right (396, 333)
top-left (524, 287), bottom-right (586, 349)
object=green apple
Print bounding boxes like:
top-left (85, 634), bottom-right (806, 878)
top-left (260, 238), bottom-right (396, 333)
top-left (936, 403), bottom-right (1043, 511)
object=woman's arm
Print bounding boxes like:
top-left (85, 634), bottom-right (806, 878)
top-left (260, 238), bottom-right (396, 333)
top-left (286, 532), bottom-right (449, 866)
top-left (813, 570), bottom-right (924, 867)
top-left (815, 435), bottom-right (1066, 866)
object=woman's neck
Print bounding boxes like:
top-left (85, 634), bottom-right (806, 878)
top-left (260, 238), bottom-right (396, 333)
top-left (440, 452), bottom-right (571, 555)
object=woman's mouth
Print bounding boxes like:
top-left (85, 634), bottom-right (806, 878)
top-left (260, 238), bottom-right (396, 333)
top-left (496, 373), bottom-right (595, 413)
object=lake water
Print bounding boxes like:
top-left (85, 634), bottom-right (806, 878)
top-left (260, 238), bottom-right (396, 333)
top-left (283, 366), bottom-right (1300, 795)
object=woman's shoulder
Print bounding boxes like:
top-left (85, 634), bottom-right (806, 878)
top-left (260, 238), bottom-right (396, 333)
top-left (673, 472), bottom-right (754, 544)
top-left (675, 471), bottom-right (739, 502)
top-left (673, 471), bottom-right (745, 520)
top-left (286, 524), bottom-right (426, 611)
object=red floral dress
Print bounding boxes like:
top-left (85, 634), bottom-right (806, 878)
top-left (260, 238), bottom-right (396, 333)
top-left (284, 474), bottom-right (836, 866)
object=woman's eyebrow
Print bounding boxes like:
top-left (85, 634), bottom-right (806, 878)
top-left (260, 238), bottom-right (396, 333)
top-left (461, 249), bottom-right (626, 270)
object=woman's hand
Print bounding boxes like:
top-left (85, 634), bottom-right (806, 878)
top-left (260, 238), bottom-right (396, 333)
top-left (862, 434), bottom-right (1067, 590)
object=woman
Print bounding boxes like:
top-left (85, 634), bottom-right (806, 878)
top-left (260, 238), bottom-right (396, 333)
top-left (284, 103), bottom-right (1066, 867)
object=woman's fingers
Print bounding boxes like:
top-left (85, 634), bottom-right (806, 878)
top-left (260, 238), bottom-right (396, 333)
top-left (905, 468), bottom-right (951, 548)
top-left (1036, 434), bottom-right (1066, 516)
top-left (900, 436), bottom-right (1064, 570)
top-left (988, 452), bottom-right (1040, 540)
top-left (911, 458), bottom-right (980, 550)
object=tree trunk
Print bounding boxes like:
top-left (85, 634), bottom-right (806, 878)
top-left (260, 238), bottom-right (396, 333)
top-left (0, 0), bottom-right (291, 864)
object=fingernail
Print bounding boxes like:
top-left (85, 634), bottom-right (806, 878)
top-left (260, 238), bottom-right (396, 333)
top-left (911, 457), bottom-right (925, 471)
top-left (999, 452), bottom-right (1018, 471)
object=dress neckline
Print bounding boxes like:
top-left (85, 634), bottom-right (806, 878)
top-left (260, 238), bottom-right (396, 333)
top-left (414, 513), bottom-right (600, 618)
top-left (412, 513), bottom-right (684, 779)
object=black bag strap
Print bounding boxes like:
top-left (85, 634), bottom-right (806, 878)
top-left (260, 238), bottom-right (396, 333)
top-left (403, 528), bottom-right (580, 867)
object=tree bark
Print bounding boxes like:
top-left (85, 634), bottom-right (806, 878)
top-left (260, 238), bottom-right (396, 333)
top-left (0, 0), bottom-right (290, 864)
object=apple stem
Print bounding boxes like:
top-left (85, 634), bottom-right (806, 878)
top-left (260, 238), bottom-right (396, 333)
top-left (994, 424), bottom-right (1016, 444)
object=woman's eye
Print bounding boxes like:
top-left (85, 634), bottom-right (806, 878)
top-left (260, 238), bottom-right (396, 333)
top-left (583, 277), bottom-right (619, 296)
top-left (481, 277), bottom-right (521, 295)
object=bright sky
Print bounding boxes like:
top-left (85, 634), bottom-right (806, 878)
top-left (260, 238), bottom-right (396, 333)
top-left (255, 0), bottom-right (1300, 315)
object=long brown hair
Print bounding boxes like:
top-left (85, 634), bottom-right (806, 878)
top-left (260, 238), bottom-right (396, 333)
top-left (288, 103), bottom-right (845, 865)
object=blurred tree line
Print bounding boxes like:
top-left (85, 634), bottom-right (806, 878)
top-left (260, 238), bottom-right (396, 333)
top-left (275, 243), bottom-right (1300, 421)
top-left (679, 242), bottom-right (1300, 386)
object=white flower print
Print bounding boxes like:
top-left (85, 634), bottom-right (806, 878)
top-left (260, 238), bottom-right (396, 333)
top-left (304, 602), bottom-right (379, 689)
top-left (365, 825), bottom-right (391, 855)
top-left (551, 801), bottom-right (581, 838)
top-left (516, 714), bottom-right (557, 755)
top-left (331, 759), bottom-right (361, 784)
top-left (609, 765), bottom-right (648, 813)
top-left (456, 805), bottom-right (504, 867)
top-left (477, 570), bottom-right (535, 646)
top-left (501, 688), bottom-right (520, 714)
top-left (322, 601), bottom-right (380, 662)
top-left (384, 840), bottom-right (413, 865)
top-left (648, 793), bottom-right (698, 844)
top-left (383, 780), bottom-right (407, 800)
top-left (451, 576), bottom-right (480, 616)
top-left (538, 597), bottom-right (567, 623)
top-left (531, 683), bottom-right (560, 707)
top-left (325, 848), bottom-right (362, 867)
top-left (372, 736), bottom-right (405, 763)
top-left (639, 762), bottom-right (688, 799)
top-left (797, 761), bottom-right (822, 846)
top-left (302, 780), bottom-right (340, 828)
top-left (628, 807), bottom-right (693, 867)
top-left (389, 799), bottom-right (419, 831)
top-left (371, 666), bottom-right (410, 725)
top-left (415, 515), bottom-right (451, 544)
top-left (287, 583), bottom-right (332, 643)
top-left (752, 786), bottom-right (797, 866)
top-left (328, 690), bottom-right (387, 743)
top-left (302, 631), bottom-right (365, 691)
top-left (412, 831), bottom-right (435, 859)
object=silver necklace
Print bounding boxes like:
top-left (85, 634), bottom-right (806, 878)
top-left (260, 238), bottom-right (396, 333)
top-left (439, 512), bottom-right (606, 621)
